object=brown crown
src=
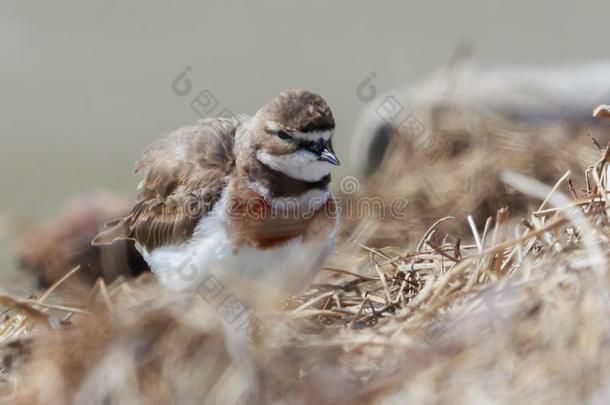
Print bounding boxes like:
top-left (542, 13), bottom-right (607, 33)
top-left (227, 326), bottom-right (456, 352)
top-left (263, 89), bottom-right (335, 133)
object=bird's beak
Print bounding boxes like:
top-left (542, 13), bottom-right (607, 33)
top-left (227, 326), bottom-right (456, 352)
top-left (319, 148), bottom-right (340, 166)
top-left (314, 140), bottom-right (340, 166)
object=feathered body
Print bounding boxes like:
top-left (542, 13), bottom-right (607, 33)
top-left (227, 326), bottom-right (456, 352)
top-left (93, 90), bottom-right (340, 301)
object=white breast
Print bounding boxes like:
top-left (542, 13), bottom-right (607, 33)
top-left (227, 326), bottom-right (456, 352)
top-left (141, 199), bottom-right (336, 303)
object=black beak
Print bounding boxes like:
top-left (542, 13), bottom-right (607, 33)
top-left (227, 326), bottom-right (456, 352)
top-left (311, 140), bottom-right (340, 166)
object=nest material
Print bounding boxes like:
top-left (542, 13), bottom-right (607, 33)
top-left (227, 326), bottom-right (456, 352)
top-left (14, 192), bottom-right (148, 287)
top-left (342, 105), bottom-right (610, 247)
top-left (2, 133), bottom-right (610, 403)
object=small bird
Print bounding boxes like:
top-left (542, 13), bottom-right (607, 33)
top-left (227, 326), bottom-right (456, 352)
top-left (93, 90), bottom-right (340, 303)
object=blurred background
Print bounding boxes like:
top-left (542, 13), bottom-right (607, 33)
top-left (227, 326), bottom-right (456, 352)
top-left (2, 0), bottom-right (610, 288)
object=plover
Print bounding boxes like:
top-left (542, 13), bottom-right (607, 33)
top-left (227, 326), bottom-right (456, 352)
top-left (93, 90), bottom-right (340, 302)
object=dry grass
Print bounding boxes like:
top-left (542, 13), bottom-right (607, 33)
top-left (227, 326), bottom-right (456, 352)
top-left (344, 106), bottom-right (610, 247)
top-left (3, 116), bottom-right (610, 403)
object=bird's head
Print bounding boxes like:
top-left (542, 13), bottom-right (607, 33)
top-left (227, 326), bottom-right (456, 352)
top-left (238, 89), bottom-right (339, 182)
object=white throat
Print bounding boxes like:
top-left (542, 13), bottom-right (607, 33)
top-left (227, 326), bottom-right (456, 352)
top-left (256, 150), bottom-right (332, 182)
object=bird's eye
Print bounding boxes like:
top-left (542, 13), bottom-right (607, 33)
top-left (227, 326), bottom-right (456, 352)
top-left (276, 130), bottom-right (293, 141)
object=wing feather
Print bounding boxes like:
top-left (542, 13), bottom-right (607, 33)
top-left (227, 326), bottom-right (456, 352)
top-left (93, 116), bottom-right (246, 250)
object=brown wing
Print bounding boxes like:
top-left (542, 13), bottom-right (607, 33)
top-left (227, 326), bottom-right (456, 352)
top-left (92, 116), bottom-right (245, 251)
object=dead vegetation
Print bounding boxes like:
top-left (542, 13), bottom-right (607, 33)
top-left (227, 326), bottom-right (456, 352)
top-left (2, 110), bottom-right (610, 404)
top-left (344, 103), bottom-right (610, 247)
top-left (14, 192), bottom-right (148, 287)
